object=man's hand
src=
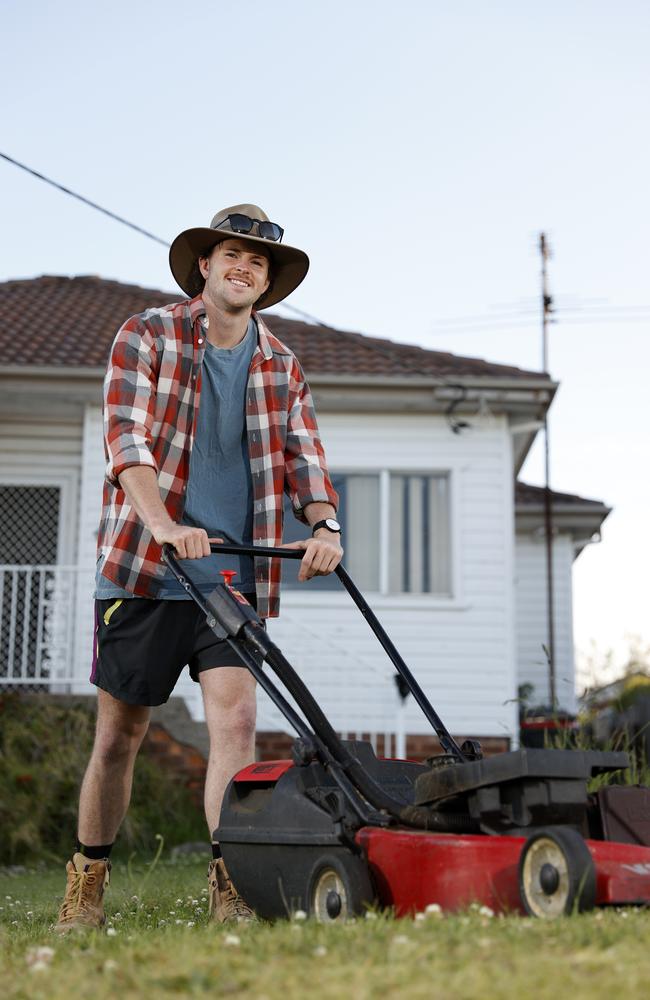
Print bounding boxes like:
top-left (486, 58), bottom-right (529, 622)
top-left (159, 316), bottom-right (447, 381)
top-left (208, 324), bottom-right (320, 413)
top-left (282, 535), bottom-right (344, 582)
top-left (151, 523), bottom-right (213, 559)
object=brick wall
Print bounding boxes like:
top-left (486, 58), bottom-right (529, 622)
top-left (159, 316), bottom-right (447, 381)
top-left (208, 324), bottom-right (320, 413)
top-left (255, 731), bottom-right (509, 762)
top-left (142, 724), bottom-right (207, 809)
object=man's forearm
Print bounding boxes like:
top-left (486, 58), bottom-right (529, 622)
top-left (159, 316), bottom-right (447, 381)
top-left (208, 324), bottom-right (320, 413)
top-left (118, 466), bottom-right (174, 535)
top-left (303, 501), bottom-right (337, 529)
top-left (118, 466), bottom-right (210, 558)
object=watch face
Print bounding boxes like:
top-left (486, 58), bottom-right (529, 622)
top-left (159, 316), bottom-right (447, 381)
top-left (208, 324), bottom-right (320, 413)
top-left (326, 518), bottom-right (341, 531)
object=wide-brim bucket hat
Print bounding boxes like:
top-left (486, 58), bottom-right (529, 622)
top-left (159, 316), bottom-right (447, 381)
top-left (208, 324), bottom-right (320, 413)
top-left (169, 203), bottom-right (309, 310)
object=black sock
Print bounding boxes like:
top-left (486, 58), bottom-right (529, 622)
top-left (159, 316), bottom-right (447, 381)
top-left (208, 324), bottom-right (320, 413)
top-left (76, 841), bottom-right (114, 860)
top-left (211, 842), bottom-right (222, 861)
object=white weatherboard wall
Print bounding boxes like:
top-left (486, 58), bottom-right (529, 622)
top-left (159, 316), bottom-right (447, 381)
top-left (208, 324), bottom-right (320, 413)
top-left (515, 535), bottom-right (576, 713)
top-left (265, 412), bottom-right (519, 744)
top-left (71, 407), bottom-right (518, 740)
top-left (71, 406), bottom-right (104, 691)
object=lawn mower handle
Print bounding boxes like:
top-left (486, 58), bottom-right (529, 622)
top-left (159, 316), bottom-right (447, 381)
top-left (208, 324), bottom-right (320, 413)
top-left (207, 541), bottom-right (466, 761)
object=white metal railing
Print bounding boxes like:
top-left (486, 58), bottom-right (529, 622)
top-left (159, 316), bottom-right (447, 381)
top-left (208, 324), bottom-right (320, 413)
top-left (0, 565), bottom-right (83, 688)
top-left (256, 708), bottom-right (400, 758)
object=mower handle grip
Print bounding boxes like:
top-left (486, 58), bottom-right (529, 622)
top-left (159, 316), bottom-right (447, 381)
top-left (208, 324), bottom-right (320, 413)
top-left (208, 542), bottom-right (310, 562)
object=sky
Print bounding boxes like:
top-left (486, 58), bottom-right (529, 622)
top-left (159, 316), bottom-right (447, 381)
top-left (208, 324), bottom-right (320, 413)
top-left (2, 0), bottom-right (649, 688)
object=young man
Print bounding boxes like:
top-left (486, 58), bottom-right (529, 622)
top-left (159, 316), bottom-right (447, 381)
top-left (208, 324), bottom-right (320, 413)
top-left (55, 205), bottom-right (342, 931)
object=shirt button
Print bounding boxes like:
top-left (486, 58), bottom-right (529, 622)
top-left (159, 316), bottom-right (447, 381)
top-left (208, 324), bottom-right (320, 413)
top-left (198, 338), bottom-right (204, 345)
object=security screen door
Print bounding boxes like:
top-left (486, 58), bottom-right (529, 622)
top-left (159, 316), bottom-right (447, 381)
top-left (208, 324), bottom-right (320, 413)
top-left (0, 485), bottom-right (61, 689)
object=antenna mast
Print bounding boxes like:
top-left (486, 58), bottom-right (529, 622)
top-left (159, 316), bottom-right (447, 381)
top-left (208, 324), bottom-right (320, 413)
top-left (539, 232), bottom-right (556, 708)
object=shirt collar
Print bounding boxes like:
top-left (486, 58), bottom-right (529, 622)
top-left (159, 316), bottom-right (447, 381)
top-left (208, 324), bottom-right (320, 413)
top-left (188, 294), bottom-right (206, 328)
top-left (187, 296), bottom-right (273, 361)
top-left (253, 312), bottom-right (274, 361)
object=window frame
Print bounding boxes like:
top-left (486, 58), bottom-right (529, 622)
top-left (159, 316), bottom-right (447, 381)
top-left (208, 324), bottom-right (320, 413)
top-left (283, 465), bottom-right (466, 609)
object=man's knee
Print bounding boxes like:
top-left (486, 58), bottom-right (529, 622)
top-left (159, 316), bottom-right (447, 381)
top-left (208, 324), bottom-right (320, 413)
top-left (92, 720), bottom-right (149, 763)
top-left (216, 697), bottom-right (257, 741)
top-left (93, 697), bottom-right (151, 762)
top-left (204, 681), bottom-right (257, 744)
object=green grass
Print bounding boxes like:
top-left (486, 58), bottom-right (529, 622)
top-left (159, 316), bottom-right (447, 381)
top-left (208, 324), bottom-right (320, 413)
top-left (2, 856), bottom-right (650, 999)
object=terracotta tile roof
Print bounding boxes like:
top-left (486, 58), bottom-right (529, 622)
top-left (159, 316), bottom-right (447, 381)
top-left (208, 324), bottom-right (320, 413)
top-left (515, 481), bottom-right (609, 510)
top-left (0, 274), bottom-right (547, 379)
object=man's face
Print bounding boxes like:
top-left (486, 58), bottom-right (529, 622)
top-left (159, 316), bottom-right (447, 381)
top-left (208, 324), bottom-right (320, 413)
top-left (199, 238), bottom-right (271, 312)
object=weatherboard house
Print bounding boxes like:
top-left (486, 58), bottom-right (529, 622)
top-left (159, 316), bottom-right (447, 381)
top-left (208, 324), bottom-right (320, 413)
top-left (0, 276), bottom-right (610, 755)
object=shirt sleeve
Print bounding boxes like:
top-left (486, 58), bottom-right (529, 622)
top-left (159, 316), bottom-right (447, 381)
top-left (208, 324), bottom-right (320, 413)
top-left (103, 317), bottom-right (159, 486)
top-left (284, 359), bottom-right (339, 522)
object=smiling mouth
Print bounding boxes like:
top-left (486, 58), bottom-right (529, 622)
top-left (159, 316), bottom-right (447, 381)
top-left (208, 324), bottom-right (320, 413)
top-left (228, 277), bottom-right (250, 288)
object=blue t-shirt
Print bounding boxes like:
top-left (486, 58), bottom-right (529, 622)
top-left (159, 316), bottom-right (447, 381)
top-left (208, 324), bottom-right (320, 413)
top-left (96, 317), bottom-right (257, 600)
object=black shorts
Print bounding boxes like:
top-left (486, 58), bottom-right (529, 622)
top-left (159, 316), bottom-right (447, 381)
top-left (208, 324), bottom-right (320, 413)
top-left (90, 595), bottom-right (263, 706)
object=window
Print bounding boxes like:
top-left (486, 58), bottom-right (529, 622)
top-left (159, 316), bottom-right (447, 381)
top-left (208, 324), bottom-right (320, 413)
top-left (282, 472), bottom-right (452, 596)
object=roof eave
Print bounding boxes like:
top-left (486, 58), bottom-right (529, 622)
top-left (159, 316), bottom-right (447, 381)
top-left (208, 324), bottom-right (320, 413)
top-left (515, 502), bottom-right (612, 559)
top-left (0, 364), bottom-right (106, 377)
top-left (0, 366), bottom-right (557, 391)
top-left (307, 372), bottom-right (557, 391)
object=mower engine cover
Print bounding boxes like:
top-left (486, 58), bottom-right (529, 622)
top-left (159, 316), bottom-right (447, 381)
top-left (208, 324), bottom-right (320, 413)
top-left (414, 748), bottom-right (630, 835)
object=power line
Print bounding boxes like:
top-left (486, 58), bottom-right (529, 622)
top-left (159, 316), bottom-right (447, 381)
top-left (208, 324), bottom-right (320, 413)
top-left (0, 150), bottom-right (330, 327)
top-left (0, 151), bottom-right (169, 246)
top-left (5, 151), bottom-right (647, 336)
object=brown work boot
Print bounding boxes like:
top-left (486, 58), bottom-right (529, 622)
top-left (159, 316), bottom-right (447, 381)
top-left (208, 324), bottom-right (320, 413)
top-left (54, 853), bottom-right (111, 934)
top-left (208, 858), bottom-right (255, 923)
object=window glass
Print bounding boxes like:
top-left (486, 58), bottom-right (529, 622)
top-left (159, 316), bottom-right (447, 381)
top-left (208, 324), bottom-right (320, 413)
top-left (342, 475), bottom-right (380, 591)
top-left (388, 474), bottom-right (451, 595)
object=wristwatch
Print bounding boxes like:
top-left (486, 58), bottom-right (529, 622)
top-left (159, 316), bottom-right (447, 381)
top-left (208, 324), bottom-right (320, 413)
top-left (311, 517), bottom-right (341, 536)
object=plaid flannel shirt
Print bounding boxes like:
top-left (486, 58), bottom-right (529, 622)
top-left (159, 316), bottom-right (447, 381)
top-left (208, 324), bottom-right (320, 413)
top-left (97, 294), bottom-right (338, 617)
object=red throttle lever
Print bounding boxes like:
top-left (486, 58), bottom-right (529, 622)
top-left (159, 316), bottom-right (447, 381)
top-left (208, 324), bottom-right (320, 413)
top-left (219, 570), bottom-right (237, 588)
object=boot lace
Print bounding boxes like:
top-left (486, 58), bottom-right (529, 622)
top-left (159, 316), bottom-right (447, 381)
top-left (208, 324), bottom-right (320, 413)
top-left (221, 879), bottom-right (254, 920)
top-left (58, 869), bottom-right (98, 921)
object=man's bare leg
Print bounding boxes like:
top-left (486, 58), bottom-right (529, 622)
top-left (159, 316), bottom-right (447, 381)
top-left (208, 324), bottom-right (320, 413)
top-left (201, 666), bottom-right (257, 922)
top-left (200, 667), bottom-right (257, 836)
top-left (77, 689), bottom-right (151, 846)
top-left (55, 690), bottom-right (150, 933)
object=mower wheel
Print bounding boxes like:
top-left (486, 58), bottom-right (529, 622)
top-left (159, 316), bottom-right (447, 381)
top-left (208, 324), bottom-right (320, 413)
top-left (518, 826), bottom-right (596, 919)
top-left (307, 852), bottom-right (375, 923)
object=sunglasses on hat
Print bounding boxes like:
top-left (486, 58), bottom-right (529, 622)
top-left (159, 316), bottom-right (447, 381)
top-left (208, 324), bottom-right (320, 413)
top-left (217, 213), bottom-right (284, 243)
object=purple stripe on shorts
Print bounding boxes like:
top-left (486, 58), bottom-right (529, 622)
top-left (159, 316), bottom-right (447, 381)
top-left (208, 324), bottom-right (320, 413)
top-left (90, 603), bottom-right (99, 683)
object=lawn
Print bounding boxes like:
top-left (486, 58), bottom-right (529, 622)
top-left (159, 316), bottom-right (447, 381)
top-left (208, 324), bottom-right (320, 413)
top-left (2, 853), bottom-right (650, 999)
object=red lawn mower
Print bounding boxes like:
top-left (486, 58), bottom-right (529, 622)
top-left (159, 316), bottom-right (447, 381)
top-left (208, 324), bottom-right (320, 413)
top-left (163, 544), bottom-right (650, 921)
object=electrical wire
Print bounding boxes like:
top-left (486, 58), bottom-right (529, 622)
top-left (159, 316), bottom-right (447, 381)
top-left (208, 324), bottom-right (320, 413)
top-left (0, 150), bottom-right (329, 327)
top-left (0, 150), bottom-right (562, 439)
top-left (0, 151), bottom-right (170, 246)
top-left (4, 151), bottom-right (648, 336)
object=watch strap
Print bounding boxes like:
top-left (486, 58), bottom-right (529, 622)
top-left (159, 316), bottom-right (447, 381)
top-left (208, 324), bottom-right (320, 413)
top-left (311, 518), bottom-right (341, 536)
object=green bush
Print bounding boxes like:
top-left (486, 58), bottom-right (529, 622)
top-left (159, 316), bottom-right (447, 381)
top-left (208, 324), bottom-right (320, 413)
top-left (0, 693), bottom-right (207, 864)
top-left (545, 715), bottom-right (650, 789)
top-left (615, 674), bottom-right (650, 711)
